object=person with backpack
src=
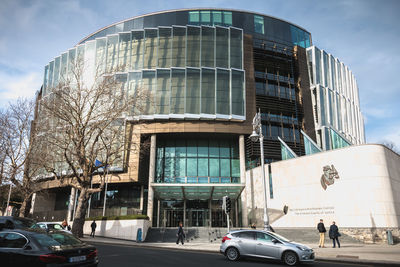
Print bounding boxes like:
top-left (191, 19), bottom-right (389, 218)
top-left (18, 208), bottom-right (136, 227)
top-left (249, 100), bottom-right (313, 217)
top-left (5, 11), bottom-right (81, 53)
top-left (317, 219), bottom-right (326, 248)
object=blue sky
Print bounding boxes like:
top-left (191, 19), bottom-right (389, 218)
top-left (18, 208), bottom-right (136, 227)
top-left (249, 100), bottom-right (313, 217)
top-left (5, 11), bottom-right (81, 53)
top-left (0, 0), bottom-right (399, 150)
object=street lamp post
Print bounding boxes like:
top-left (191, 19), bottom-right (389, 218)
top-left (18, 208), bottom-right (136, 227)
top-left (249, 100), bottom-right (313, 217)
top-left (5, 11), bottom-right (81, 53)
top-left (249, 109), bottom-right (270, 231)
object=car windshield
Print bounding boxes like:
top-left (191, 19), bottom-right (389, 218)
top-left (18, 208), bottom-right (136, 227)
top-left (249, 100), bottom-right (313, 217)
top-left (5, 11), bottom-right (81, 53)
top-left (32, 232), bottom-right (82, 247)
top-left (268, 232), bottom-right (291, 242)
top-left (48, 224), bottom-right (64, 230)
top-left (13, 218), bottom-right (35, 228)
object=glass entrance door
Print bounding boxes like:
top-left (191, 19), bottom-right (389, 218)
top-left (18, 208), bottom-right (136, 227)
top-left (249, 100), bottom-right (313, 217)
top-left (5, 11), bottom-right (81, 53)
top-left (190, 210), bottom-right (205, 227)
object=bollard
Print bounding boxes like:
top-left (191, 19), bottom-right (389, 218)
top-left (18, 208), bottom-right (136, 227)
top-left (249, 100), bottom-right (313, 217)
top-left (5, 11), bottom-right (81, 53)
top-left (386, 230), bottom-right (394, 245)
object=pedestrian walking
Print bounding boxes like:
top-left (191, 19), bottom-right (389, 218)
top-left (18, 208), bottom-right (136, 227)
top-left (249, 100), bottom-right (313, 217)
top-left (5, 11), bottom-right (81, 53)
top-left (90, 220), bottom-right (97, 238)
top-left (317, 219), bottom-right (326, 248)
top-left (329, 221), bottom-right (341, 248)
top-left (176, 222), bottom-right (185, 245)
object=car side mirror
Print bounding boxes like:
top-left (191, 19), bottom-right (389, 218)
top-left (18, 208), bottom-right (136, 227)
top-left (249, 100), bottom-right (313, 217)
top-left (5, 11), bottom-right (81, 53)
top-left (272, 238), bottom-right (279, 244)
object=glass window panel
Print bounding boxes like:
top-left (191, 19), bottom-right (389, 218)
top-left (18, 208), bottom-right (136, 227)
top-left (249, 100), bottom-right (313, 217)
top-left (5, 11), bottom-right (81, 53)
top-left (84, 41), bottom-right (96, 87)
top-left (131, 31), bottom-right (144, 70)
top-left (231, 159), bottom-right (240, 177)
top-left (118, 32), bottom-right (130, 71)
top-left (60, 53), bottom-right (68, 84)
top-left (175, 139), bottom-right (186, 157)
top-left (219, 140), bottom-right (230, 158)
top-left (230, 28), bottom-right (242, 69)
top-left (142, 70), bottom-right (156, 114)
top-left (172, 27), bottom-right (186, 67)
top-left (223, 12), bottom-right (232, 26)
top-left (201, 27), bottom-right (215, 67)
top-left (67, 48), bottom-right (76, 81)
top-left (209, 158), bottom-right (219, 177)
top-left (198, 158), bottom-right (208, 177)
top-left (189, 11), bottom-right (200, 25)
top-left (170, 69), bottom-right (185, 114)
top-left (254, 15), bottom-right (265, 34)
top-left (187, 26), bottom-right (200, 67)
top-left (156, 69), bottom-right (170, 115)
top-left (216, 69), bottom-right (230, 115)
top-left (158, 27), bottom-right (172, 68)
top-left (220, 159), bottom-right (230, 177)
top-left (231, 70), bottom-right (244, 116)
top-left (187, 139), bottom-right (197, 157)
top-left (53, 56), bottom-right (60, 87)
top-left (212, 11), bottom-right (222, 25)
top-left (48, 61), bottom-right (54, 88)
top-left (201, 68), bottom-right (215, 114)
top-left (319, 86), bottom-right (326, 125)
top-left (43, 65), bottom-right (49, 94)
top-left (198, 140), bottom-right (208, 157)
top-left (144, 29), bottom-right (157, 69)
top-left (209, 140), bottom-right (219, 158)
top-left (165, 140), bottom-right (175, 157)
top-left (128, 72), bottom-right (142, 115)
top-left (315, 47), bottom-right (322, 84)
top-left (231, 142), bottom-right (239, 158)
top-left (186, 68), bottom-right (200, 114)
top-left (215, 27), bottom-right (229, 68)
top-left (164, 157), bottom-right (174, 178)
top-left (106, 35), bottom-right (118, 72)
top-left (175, 158), bottom-right (186, 177)
top-left (200, 11), bottom-right (211, 25)
top-left (95, 38), bottom-right (107, 74)
top-left (187, 158), bottom-right (197, 177)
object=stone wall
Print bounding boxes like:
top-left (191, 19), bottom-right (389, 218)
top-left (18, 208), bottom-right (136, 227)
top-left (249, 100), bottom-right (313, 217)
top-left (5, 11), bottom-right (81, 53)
top-left (83, 219), bottom-right (150, 241)
top-left (341, 227), bottom-right (400, 244)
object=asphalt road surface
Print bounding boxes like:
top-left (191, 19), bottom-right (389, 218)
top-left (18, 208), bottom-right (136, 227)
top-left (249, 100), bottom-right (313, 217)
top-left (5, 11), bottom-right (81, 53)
top-left (88, 242), bottom-right (395, 267)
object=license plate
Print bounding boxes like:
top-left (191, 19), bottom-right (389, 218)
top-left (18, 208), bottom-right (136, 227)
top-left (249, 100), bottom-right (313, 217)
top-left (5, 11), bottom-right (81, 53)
top-left (69, 255), bottom-right (86, 262)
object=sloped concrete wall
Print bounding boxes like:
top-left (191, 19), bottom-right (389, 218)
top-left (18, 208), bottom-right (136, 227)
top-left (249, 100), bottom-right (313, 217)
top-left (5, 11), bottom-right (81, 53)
top-left (83, 219), bottom-right (150, 241)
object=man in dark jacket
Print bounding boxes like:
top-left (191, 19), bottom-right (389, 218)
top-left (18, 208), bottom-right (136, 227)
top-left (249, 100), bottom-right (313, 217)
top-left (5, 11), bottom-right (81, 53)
top-left (317, 219), bottom-right (326, 248)
top-left (329, 221), bottom-right (341, 248)
top-left (90, 220), bottom-right (97, 238)
top-left (176, 222), bottom-right (185, 245)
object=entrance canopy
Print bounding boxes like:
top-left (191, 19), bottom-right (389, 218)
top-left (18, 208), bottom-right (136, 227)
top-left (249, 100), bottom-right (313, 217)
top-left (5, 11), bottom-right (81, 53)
top-left (151, 183), bottom-right (245, 200)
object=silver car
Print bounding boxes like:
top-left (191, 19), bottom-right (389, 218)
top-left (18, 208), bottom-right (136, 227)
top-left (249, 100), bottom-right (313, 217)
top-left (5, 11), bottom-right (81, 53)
top-left (220, 230), bottom-right (314, 266)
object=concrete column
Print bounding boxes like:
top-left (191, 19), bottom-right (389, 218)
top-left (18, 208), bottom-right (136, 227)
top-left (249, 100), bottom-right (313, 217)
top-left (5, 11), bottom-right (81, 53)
top-left (139, 185), bottom-right (144, 211)
top-left (146, 134), bottom-right (156, 225)
top-left (67, 187), bottom-right (76, 223)
top-left (239, 135), bottom-right (248, 227)
top-left (29, 193), bottom-right (37, 214)
top-left (183, 200), bottom-right (186, 227)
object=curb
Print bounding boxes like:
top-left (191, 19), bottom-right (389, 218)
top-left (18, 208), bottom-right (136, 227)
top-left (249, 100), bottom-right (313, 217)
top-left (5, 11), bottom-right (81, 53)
top-left (83, 238), bottom-right (400, 266)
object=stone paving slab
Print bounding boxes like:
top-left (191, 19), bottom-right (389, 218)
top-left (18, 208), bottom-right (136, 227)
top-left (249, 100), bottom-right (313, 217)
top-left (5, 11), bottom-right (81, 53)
top-left (81, 236), bottom-right (400, 266)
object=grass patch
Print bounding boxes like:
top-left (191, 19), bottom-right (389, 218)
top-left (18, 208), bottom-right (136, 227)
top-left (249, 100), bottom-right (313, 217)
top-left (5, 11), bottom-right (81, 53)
top-left (85, 214), bottom-right (149, 221)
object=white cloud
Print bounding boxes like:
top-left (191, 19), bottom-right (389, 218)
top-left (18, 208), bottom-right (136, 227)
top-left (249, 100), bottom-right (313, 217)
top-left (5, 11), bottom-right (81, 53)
top-left (0, 71), bottom-right (41, 107)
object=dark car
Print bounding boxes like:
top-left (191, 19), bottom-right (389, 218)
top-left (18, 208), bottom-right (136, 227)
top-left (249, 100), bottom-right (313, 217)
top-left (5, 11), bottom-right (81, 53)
top-left (0, 229), bottom-right (98, 266)
top-left (0, 216), bottom-right (36, 230)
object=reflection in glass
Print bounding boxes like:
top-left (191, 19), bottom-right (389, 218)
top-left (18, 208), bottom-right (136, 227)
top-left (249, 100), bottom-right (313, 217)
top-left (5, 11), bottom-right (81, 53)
top-left (156, 69), bottom-right (170, 114)
top-left (254, 15), bottom-right (264, 34)
top-left (186, 68), bottom-right (200, 114)
top-left (201, 27), bottom-right (215, 67)
top-left (106, 35), bottom-right (118, 73)
top-left (215, 27), bottom-right (229, 68)
top-left (131, 31), bottom-right (144, 70)
top-left (144, 29), bottom-right (157, 69)
top-left (201, 68), bottom-right (215, 114)
top-left (172, 27), bottom-right (186, 67)
top-left (187, 26), bottom-right (200, 67)
top-left (118, 32), bottom-right (131, 71)
top-left (231, 70), bottom-right (244, 116)
top-left (230, 28), bottom-right (242, 69)
top-left (217, 69), bottom-right (230, 115)
top-left (95, 38), bottom-right (107, 74)
top-left (142, 70), bottom-right (156, 114)
top-left (158, 28), bottom-right (172, 68)
top-left (170, 69), bottom-right (185, 114)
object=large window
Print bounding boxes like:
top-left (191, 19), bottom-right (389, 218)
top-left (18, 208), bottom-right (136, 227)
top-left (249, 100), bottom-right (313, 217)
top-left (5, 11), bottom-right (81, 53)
top-left (156, 136), bottom-right (240, 183)
top-left (254, 15), bottom-right (264, 34)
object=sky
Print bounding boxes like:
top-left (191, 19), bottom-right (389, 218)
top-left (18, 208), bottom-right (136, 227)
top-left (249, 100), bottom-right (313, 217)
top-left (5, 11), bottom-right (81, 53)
top-left (0, 0), bottom-right (399, 150)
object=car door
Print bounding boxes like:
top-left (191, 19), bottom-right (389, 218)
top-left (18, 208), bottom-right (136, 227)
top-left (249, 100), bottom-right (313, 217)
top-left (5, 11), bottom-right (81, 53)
top-left (0, 232), bottom-right (11, 265)
top-left (236, 231), bottom-right (257, 256)
top-left (2, 232), bottom-right (30, 266)
top-left (255, 232), bottom-right (281, 259)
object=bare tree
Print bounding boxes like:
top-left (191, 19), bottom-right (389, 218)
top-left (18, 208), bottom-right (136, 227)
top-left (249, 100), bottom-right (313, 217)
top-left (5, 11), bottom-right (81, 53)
top-left (381, 140), bottom-right (399, 154)
top-left (0, 98), bottom-right (39, 217)
top-left (34, 58), bottom-right (149, 237)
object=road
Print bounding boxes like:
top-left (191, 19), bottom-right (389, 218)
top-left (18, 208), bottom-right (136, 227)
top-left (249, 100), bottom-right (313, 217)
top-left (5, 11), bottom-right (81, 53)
top-left (89, 242), bottom-right (394, 267)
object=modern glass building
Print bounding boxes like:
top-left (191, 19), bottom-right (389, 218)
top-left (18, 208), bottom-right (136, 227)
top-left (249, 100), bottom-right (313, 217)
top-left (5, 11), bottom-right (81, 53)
top-left (31, 8), bottom-right (365, 228)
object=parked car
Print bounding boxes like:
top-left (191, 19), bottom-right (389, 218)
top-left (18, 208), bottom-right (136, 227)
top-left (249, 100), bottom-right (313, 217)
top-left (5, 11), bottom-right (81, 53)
top-left (220, 229), bottom-right (314, 266)
top-left (0, 228), bottom-right (98, 266)
top-left (31, 222), bottom-right (72, 234)
top-left (0, 216), bottom-right (36, 230)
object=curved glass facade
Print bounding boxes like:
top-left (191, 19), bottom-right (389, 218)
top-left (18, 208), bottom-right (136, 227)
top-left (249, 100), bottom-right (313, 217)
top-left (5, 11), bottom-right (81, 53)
top-left (43, 25), bottom-right (245, 120)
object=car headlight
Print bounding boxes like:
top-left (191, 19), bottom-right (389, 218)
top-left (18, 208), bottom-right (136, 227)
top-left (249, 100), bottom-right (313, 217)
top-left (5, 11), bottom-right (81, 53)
top-left (296, 245), bottom-right (308, 251)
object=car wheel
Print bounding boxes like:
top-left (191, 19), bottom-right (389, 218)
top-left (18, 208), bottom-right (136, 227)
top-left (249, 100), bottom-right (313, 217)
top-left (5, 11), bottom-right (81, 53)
top-left (225, 247), bottom-right (240, 261)
top-left (283, 251), bottom-right (298, 266)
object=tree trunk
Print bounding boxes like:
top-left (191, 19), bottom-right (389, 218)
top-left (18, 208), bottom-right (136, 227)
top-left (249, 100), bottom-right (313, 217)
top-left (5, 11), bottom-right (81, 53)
top-left (71, 189), bottom-right (89, 238)
top-left (19, 193), bottom-right (32, 218)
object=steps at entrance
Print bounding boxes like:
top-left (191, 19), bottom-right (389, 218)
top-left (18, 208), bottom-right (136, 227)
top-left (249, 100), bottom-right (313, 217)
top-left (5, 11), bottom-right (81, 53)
top-left (145, 227), bottom-right (362, 244)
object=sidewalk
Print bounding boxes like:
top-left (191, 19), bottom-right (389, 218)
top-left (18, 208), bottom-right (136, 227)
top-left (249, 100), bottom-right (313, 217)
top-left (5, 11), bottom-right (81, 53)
top-left (81, 236), bottom-right (400, 266)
